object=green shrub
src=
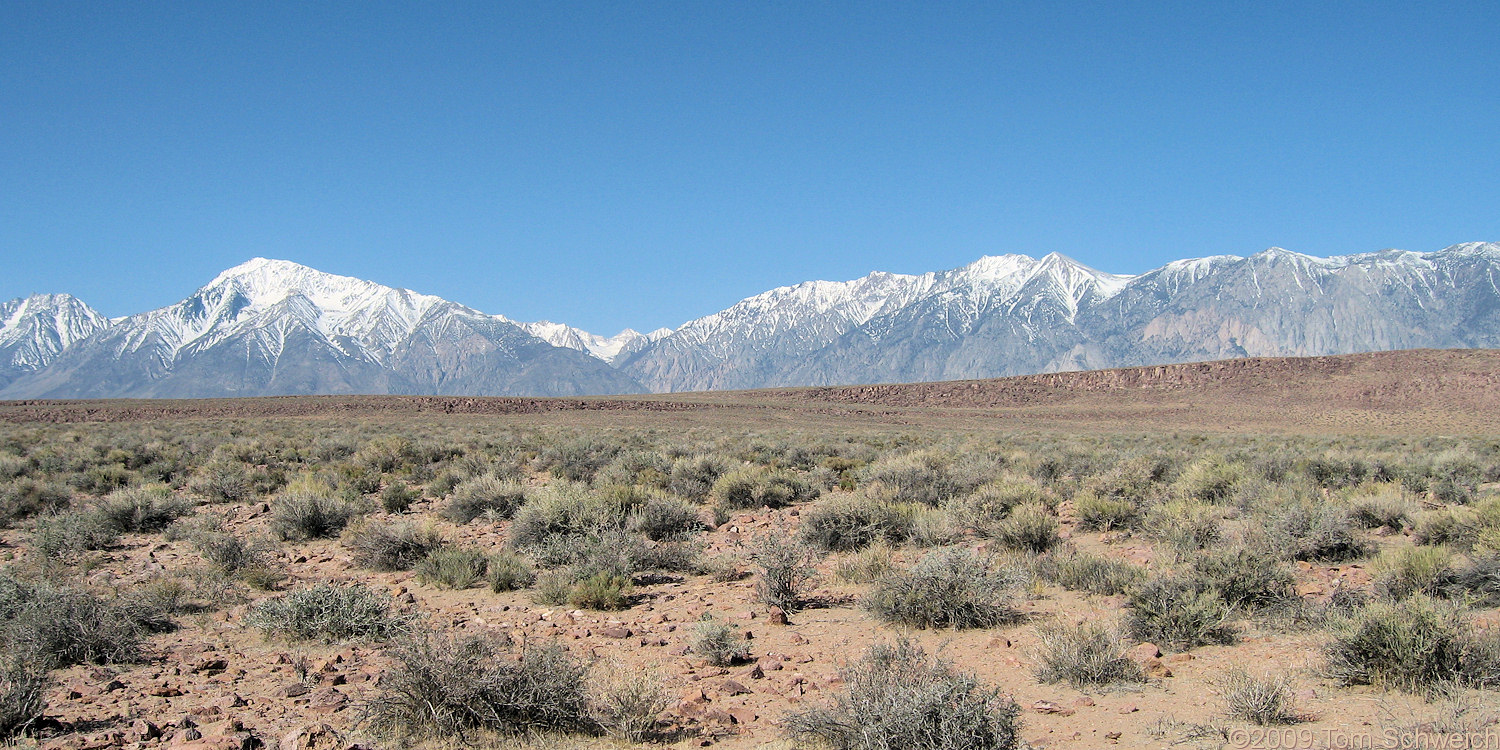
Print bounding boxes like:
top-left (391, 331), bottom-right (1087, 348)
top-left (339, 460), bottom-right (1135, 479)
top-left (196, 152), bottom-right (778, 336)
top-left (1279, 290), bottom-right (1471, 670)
top-left (834, 539), bottom-right (896, 584)
top-left (1349, 491), bottom-right (1412, 531)
top-left (0, 658), bottom-right (49, 740)
top-left (245, 583), bottom-right (411, 643)
top-left (945, 480), bottom-right (1041, 533)
top-left (193, 531), bottom-right (264, 574)
top-left (1271, 503), bottom-right (1366, 562)
top-left (860, 451), bottom-right (967, 507)
top-left (364, 629), bottom-right (594, 740)
top-left (798, 494), bottom-right (911, 552)
top-left (783, 639), bottom-right (1021, 750)
top-left (710, 466), bottom-right (819, 512)
top-left (866, 548), bottom-right (1020, 630)
top-left (187, 460), bottom-right (254, 503)
top-left (0, 578), bottom-right (146, 666)
top-left (667, 454), bottom-right (728, 501)
top-left (416, 547), bottom-right (488, 590)
top-left (380, 481), bottom-right (418, 513)
top-left (270, 477), bottom-right (364, 540)
top-left (1047, 550), bottom-right (1146, 596)
top-left (691, 617), bottom-right (749, 666)
top-left (594, 450), bottom-right (671, 488)
top-left (1323, 595), bottom-right (1468, 692)
top-left (343, 519), bottom-right (445, 572)
top-left (1032, 622), bottom-right (1143, 688)
top-left (93, 484), bottom-right (194, 532)
top-left (38, 514), bottom-right (122, 563)
top-left (1124, 576), bottom-right (1235, 650)
top-left (0, 454), bottom-right (30, 480)
top-left (1072, 492), bottom-right (1138, 531)
top-left (1189, 543), bottom-right (1295, 610)
top-left (750, 532), bottom-right (820, 613)
top-left (626, 494), bottom-right (702, 542)
top-left (486, 551), bottom-right (536, 592)
top-left (0, 478), bottom-right (71, 526)
top-left (1217, 668), bottom-right (1301, 725)
top-left (536, 438), bottom-right (621, 482)
top-left (1451, 552), bottom-right (1500, 606)
top-left (443, 475), bottom-right (528, 523)
top-left (1372, 546), bottom-right (1456, 601)
top-left (1085, 454), bottom-right (1171, 504)
top-left (591, 668), bottom-right (669, 743)
top-left (509, 482), bottom-right (630, 552)
top-left (567, 571), bottom-right (633, 610)
top-left (1174, 455), bottom-right (1245, 504)
top-left (991, 502), bottom-right (1060, 553)
top-left (1147, 499), bottom-right (1225, 552)
top-left (68, 464), bottom-right (136, 495)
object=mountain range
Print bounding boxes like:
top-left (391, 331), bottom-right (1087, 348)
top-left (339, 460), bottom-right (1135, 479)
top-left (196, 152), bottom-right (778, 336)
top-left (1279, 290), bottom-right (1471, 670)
top-left (2, 242), bottom-right (1497, 398)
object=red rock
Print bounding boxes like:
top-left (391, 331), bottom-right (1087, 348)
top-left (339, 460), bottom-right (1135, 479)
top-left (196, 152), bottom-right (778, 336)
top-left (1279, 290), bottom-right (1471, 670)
top-left (131, 719), bottom-right (160, 741)
top-left (279, 723), bottom-right (341, 750)
top-left (1031, 700), bottom-right (1075, 716)
top-left (308, 687), bottom-right (347, 714)
top-left (768, 607), bottom-right (788, 625)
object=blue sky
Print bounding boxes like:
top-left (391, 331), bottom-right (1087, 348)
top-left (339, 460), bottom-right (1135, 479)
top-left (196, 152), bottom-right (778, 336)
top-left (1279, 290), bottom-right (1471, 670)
top-left (3, 2), bottom-right (1497, 334)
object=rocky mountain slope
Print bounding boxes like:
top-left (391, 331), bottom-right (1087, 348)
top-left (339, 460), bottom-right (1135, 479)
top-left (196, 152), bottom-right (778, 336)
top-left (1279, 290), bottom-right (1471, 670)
top-left (0, 293), bottom-right (112, 390)
top-left (620, 243), bottom-right (1500, 391)
top-left (0, 259), bottom-right (643, 398)
top-left (3, 243), bottom-right (1497, 398)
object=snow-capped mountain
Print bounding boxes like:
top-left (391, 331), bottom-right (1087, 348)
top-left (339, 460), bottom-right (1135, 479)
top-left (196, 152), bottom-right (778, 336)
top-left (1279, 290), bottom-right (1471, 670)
top-left (0, 259), bottom-right (644, 398)
top-left (0, 293), bottom-right (112, 389)
top-left (620, 243), bottom-right (1500, 391)
top-left (3, 243), bottom-right (1497, 399)
top-left (514, 320), bottom-right (672, 365)
top-left (618, 251), bottom-right (1136, 390)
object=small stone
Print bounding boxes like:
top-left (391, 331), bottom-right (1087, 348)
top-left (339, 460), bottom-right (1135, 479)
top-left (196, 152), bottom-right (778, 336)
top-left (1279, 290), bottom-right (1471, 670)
top-left (131, 720), bottom-right (160, 741)
top-left (768, 607), bottom-right (788, 625)
top-left (308, 687), bottom-right (348, 714)
top-left (1031, 700), bottom-right (1075, 716)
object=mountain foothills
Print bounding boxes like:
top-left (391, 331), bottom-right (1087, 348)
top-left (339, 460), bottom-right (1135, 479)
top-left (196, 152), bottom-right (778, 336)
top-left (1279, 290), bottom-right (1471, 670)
top-left (1, 242), bottom-right (1497, 398)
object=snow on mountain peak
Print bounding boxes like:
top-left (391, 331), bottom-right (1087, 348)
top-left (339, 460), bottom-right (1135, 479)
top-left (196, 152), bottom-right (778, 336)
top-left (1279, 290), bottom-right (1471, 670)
top-left (0, 293), bottom-right (111, 371)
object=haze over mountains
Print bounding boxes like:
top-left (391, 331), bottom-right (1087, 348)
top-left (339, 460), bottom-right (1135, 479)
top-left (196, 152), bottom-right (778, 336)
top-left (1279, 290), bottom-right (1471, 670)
top-left (2, 242), bottom-right (1497, 399)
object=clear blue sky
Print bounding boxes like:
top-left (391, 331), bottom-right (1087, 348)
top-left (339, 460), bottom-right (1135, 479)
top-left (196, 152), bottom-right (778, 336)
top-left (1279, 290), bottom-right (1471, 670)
top-left (3, 2), bottom-right (1497, 334)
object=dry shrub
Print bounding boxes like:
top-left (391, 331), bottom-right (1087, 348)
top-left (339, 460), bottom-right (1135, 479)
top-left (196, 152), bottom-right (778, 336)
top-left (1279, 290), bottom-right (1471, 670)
top-left (865, 548), bottom-right (1021, 630)
top-left (1124, 576), bottom-right (1235, 651)
top-left (342, 519), bottom-right (444, 572)
top-left (365, 629), bottom-right (594, 740)
top-left (245, 583), bottom-right (411, 643)
top-left (1032, 621), bottom-right (1143, 688)
top-left (783, 639), bottom-right (1021, 750)
top-left (750, 532), bottom-right (820, 613)
top-left (1217, 668), bottom-right (1301, 724)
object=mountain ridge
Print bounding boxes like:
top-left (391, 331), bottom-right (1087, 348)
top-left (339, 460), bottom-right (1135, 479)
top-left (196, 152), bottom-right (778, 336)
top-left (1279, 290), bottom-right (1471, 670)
top-left (3, 242), bottom-right (1497, 398)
